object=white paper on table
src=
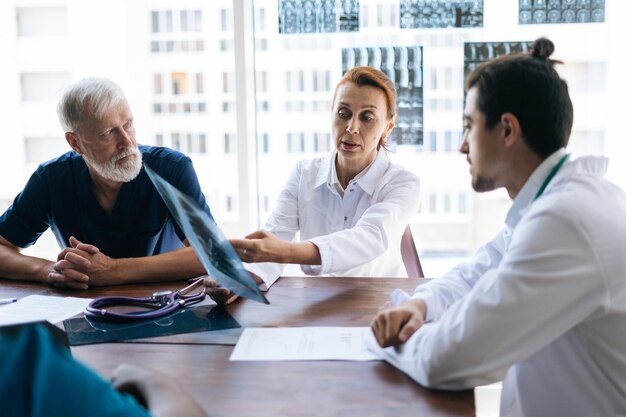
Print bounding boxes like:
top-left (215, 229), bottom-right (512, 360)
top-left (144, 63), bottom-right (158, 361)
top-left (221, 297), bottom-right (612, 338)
top-left (0, 295), bottom-right (92, 326)
top-left (474, 382), bottom-right (502, 417)
top-left (230, 326), bottom-right (381, 361)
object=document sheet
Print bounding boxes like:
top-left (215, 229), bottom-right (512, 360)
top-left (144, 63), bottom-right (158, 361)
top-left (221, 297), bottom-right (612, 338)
top-left (474, 382), bottom-right (502, 417)
top-left (230, 327), bottom-right (381, 361)
top-left (0, 295), bottom-right (92, 326)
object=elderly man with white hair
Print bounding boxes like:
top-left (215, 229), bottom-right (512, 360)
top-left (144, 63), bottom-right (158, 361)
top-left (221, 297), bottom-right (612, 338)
top-left (0, 78), bottom-right (210, 289)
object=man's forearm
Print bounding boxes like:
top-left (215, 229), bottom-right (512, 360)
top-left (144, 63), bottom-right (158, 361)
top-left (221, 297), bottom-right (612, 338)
top-left (0, 244), bottom-right (51, 283)
top-left (113, 247), bottom-right (206, 284)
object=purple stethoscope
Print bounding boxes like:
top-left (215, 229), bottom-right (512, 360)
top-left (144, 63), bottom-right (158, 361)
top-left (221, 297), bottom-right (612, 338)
top-left (84, 278), bottom-right (206, 322)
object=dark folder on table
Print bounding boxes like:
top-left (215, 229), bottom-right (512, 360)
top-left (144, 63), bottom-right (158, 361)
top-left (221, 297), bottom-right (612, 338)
top-left (63, 305), bottom-right (239, 346)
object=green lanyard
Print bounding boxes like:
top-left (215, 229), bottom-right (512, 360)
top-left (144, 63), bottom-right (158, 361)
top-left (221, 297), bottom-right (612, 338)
top-left (533, 154), bottom-right (569, 201)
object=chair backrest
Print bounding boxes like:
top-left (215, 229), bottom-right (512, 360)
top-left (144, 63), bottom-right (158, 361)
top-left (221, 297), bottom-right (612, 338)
top-left (400, 225), bottom-right (424, 278)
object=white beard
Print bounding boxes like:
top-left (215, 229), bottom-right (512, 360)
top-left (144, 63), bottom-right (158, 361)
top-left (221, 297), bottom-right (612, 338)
top-left (83, 147), bottom-right (143, 183)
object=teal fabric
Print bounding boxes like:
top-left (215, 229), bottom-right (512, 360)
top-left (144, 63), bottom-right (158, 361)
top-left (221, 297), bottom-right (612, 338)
top-left (0, 323), bottom-right (151, 417)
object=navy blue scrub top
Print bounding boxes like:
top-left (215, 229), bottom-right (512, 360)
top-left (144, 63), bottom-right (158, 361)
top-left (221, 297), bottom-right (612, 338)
top-left (0, 323), bottom-right (151, 417)
top-left (0, 145), bottom-right (213, 258)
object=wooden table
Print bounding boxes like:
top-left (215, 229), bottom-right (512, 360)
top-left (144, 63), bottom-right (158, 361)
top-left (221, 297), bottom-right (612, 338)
top-left (0, 277), bottom-right (474, 417)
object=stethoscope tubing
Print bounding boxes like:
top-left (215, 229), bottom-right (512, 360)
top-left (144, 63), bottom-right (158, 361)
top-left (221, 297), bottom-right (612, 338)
top-left (84, 291), bottom-right (205, 322)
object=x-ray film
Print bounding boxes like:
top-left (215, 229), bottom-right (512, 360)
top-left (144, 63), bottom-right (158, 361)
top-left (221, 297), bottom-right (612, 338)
top-left (144, 165), bottom-right (269, 304)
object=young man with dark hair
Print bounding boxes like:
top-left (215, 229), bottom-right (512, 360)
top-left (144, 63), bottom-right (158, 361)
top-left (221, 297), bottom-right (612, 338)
top-left (370, 38), bottom-right (626, 416)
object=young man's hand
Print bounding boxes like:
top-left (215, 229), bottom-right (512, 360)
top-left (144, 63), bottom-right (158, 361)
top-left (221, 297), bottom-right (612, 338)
top-left (370, 299), bottom-right (427, 347)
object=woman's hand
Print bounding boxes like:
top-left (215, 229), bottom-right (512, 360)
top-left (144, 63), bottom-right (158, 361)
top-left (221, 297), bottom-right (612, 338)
top-left (230, 230), bottom-right (321, 265)
top-left (230, 230), bottom-right (290, 263)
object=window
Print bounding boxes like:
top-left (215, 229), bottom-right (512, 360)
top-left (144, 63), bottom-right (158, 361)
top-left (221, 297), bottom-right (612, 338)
top-left (257, 101), bottom-right (269, 112)
top-left (223, 72), bottom-right (234, 93)
top-left (151, 11), bottom-right (159, 33)
top-left (458, 192), bottom-right (467, 214)
top-left (195, 73), bottom-right (204, 94)
top-left (226, 195), bottom-right (235, 213)
top-left (313, 133), bottom-right (331, 153)
top-left (258, 71), bottom-right (267, 92)
top-left (430, 68), bottom-right (438, 89)
top-left (313, 70), bottom-right (330, 92)
top-left (24, 137), bottom-right (67, 164)
top-left (298, 71), bottom-right (305, 92)
top-left (153, 74), bottom-right (162, 94)
top-left (199, 134), bottom-right (207, 153)
top-left (224, 133), bottom-right (236, 154)
top-left (256, 38), bottom-right (268, 50)
top-left (444, 193), bottom-right (452, 213)
top-left (286, 71), bottom-right (294, 92)
top-left (389, 4), bottom-right (397, 26)
top-left (377, 5), bottom-right (384, 27)
top-left (180, 10), bottom-right (188, 32)
top-left (444, 131), bottom-right (452, 152)
top-left (221, 9), bottom-right (231, 31)
top-left (171, 133), bottom-right (181, 151)
top-left (445, 67), bottom-right (454, 89)
top-left (165, 10), bottom-right (173, 32)
top-left (17, 7), bottom-right (67, 36)
top-left (223, 101), bottom-right (234, 112)
top-left (193, 10), bottom-right (202, 31)
top-left (263, 195), bottom-right (269, 212)
top-left (171, 72), bottom-right (187, 95)
top-left (429, 132), bottom-right (437, 152)
top-left (220, 39), bottom-right (233, 51)
top-left (429, 194), bottom-right (437, 213)
top-left (20, 72), bottom-right (69, 102)
top-left (362, 5), bottom-right (369, 28)
top-left (256, 8), bottom-right (266, 31)
top-left (262, 133), bottom-right (269, 153)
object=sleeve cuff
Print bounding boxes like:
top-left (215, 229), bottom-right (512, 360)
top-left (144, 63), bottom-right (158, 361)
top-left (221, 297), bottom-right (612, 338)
top-left (301, 264), bottom-right (322, 275)
top-left (245, 262), bottom-right (283, 290)
top-left (411, 289), bottom-right (437, 322)
top-left (307, 237), bottom-right (331, 274)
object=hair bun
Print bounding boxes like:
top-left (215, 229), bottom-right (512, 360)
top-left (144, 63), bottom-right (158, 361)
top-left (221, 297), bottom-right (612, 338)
top-left (530, 37), bottom-right (555, 60)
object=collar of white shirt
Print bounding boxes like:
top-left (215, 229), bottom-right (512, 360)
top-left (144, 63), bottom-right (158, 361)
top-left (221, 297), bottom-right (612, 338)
top-left (505, 147), bottom-right (567, 229)
top-left (315, 149), bottom-right (390, 196)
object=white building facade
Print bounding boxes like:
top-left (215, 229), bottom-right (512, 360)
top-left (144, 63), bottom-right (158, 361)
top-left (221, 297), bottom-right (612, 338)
top-left (0, 0), bottom-right (624, 274)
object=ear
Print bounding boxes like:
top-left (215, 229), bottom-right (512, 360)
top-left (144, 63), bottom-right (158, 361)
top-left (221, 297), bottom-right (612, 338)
top-left (500, 113), bottom-right (521, 148)
top-left (378, 116), bottom-right (395, 149)
top-left (382, 115), bottom-right (396, 141)
top-left (65, 132), bottom-right (84, 155)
